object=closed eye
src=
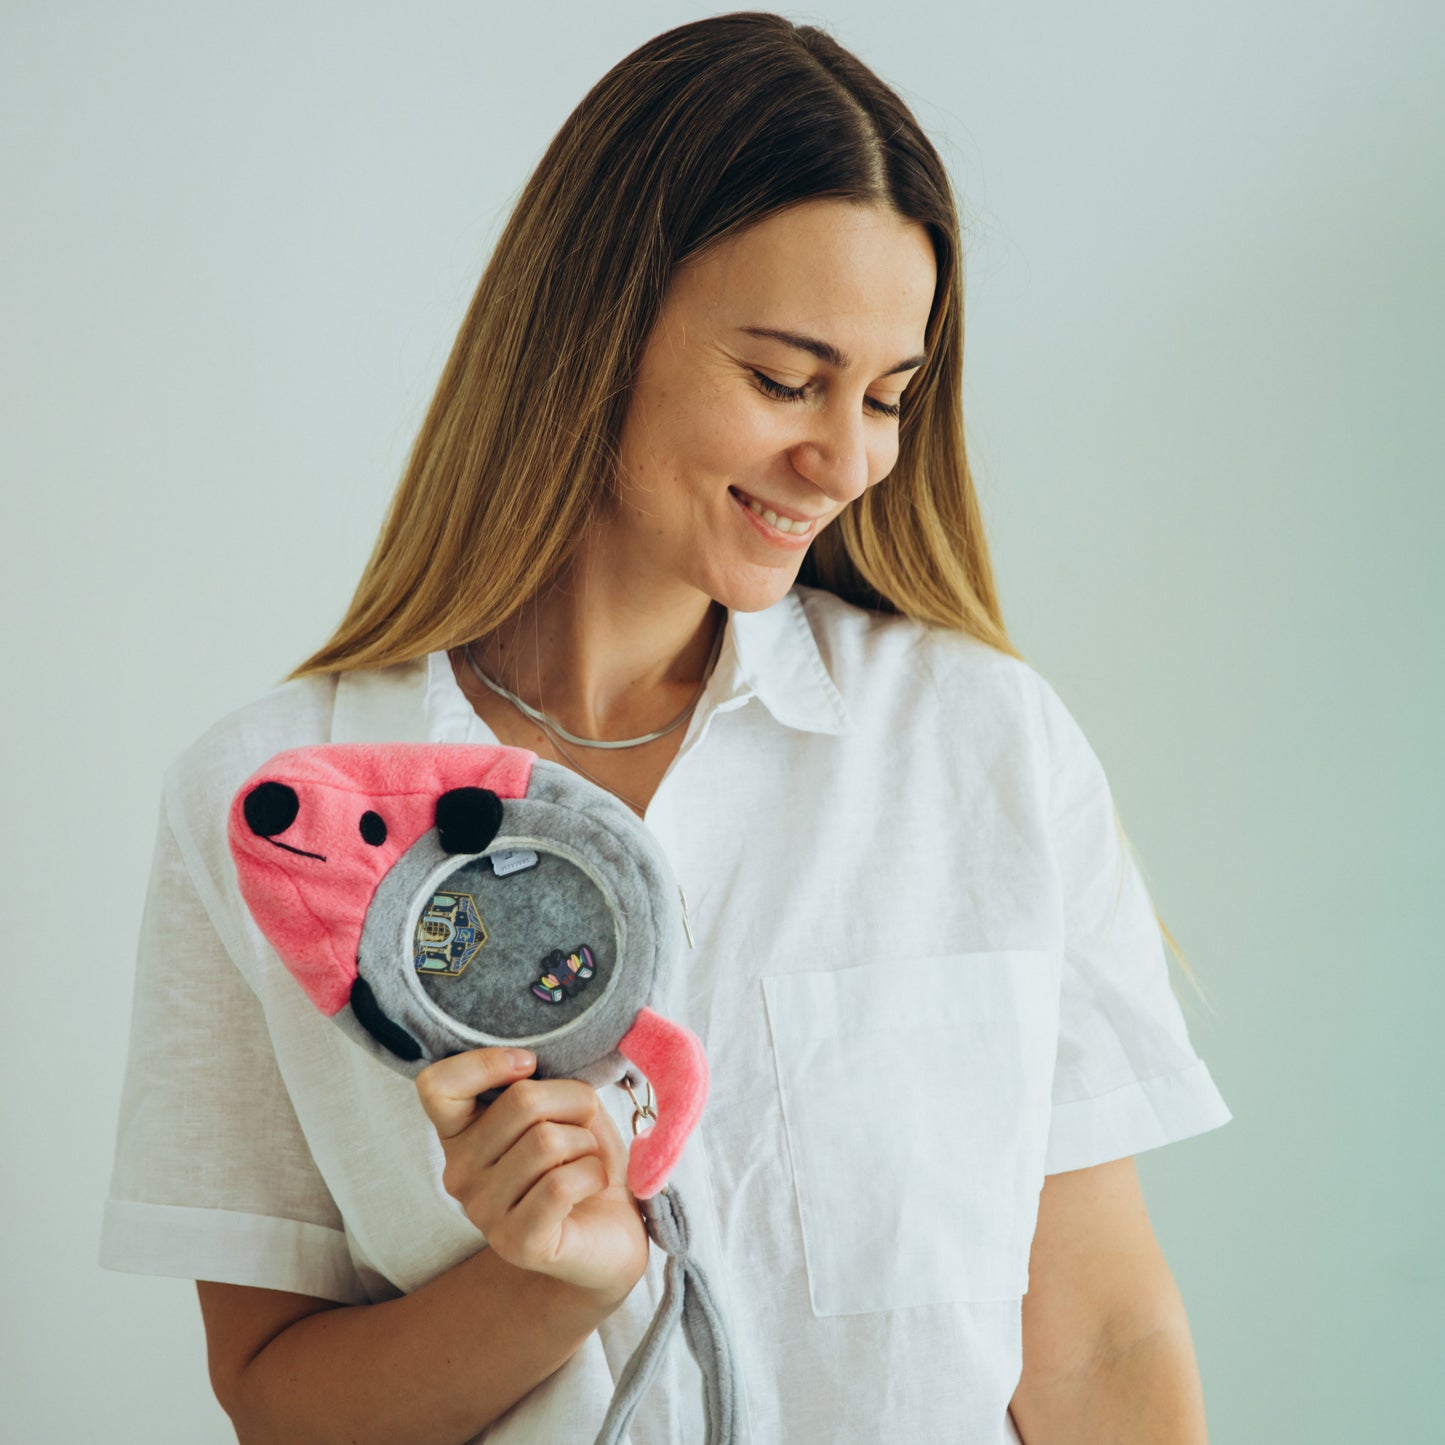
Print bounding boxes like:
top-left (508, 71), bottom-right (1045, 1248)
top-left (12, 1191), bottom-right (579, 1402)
top-left (751, 370), bottom-right (901, 419)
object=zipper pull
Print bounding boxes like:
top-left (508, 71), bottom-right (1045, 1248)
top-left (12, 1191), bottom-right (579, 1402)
top-left (678, 884), bottom-right (695, 949)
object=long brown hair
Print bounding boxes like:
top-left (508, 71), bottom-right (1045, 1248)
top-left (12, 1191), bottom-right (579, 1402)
top-left (288, 10), bottom-right (1008, 680)
top-left (286, 12), bottom-right (1206, 1003)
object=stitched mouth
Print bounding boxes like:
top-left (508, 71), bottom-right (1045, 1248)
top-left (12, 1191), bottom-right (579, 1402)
top-left (263, 836), bottom-right (327, 862)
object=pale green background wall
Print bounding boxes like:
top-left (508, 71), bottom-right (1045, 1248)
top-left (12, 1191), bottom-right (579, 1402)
top-left (3, 2), bottom-right (1440, 1440)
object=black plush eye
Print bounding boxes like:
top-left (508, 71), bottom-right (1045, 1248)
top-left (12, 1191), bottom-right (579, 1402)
top-left (244, 782), bottom-right (299, 838)
top-left (359, 810), bottom-right (387, 846)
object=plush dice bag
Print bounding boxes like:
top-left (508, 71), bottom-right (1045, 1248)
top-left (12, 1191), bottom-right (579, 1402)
top-left (227, 743), bottom-right (738, 1445)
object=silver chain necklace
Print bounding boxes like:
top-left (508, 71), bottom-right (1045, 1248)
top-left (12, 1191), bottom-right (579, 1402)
top-left (463, 618), bottom-right (724, 750)
top-left (457, 628), bottom-right (709, 927)
top-left (532, 713), bottom-right (650, 815)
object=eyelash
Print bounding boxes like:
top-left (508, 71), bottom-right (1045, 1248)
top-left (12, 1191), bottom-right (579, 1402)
top-left (750, 370), bottom-right (902, 419)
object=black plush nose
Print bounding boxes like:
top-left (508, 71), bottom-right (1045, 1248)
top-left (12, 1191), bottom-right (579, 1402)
top-left (244, 781), bottom-right (300, 838)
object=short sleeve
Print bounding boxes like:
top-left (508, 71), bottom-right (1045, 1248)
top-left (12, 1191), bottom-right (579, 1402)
top-left (1034, 679), bottom-right (1233, 1175)
top-left (99, 792), bottom-right (368, 1304)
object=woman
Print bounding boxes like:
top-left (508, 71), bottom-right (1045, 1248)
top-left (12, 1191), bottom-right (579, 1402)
top-left (101, 13), bottom-right (1232, 1443)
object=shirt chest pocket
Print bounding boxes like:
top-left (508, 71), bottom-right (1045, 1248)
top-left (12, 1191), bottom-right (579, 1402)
top-left (762, 949), bottom-right (1058, 1317)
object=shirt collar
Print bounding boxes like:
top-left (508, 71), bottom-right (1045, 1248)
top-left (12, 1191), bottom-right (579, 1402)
top-left (329, 586), bottom-right (850, 744)
top-left (330, 655), bottom-right (473, 744)
top-left (717, 588), bottom-right (850, 736)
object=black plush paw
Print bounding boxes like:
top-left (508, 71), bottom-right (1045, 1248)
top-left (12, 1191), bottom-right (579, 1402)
top-left (350, 976), bottom-right (422, 1063)
top-left (435, 787), bottom-right (504, 854)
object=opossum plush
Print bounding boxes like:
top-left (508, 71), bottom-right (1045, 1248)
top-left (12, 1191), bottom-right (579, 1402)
top-left (228, 742), bottom-right (737, 1445)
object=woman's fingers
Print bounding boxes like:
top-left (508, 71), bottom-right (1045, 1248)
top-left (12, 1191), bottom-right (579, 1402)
top-left (503, 1155), bottom-right (613, 1266)
top-left (415, 1048), bottom-right (537, 1140)
top-left (415, 1049), bottom-right (626, 1179)
top-left (480, 1119), bottom-right (606, 1211)
top-left (414, 1049), bottom-right (650, 1294)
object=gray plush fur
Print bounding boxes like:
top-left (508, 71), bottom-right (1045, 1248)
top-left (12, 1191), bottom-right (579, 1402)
top-left (344, 759), bottom-right (684, 1090)
top-left (411, 848), bottom-right (618, 1030)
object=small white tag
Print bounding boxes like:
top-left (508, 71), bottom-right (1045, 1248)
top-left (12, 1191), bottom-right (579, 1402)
top-left (490, 848), bottom-right (539, 877)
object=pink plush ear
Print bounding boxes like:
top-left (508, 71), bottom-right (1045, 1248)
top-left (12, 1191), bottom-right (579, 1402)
top-left (618, 1007), bottom-right (710, 1198)
top-left (227, 743), bottom-right (535, 1013)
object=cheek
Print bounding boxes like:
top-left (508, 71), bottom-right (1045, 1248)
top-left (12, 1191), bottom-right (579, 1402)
top-left (710, 408), bottom-right (779, 468)
top-left (869, 434), bottom-right (901, 489)
top-left (659, 390), bottom-right (778, 482)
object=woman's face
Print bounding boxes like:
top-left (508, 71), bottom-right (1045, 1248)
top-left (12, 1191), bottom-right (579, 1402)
top-left (600, 198), bottom-right (938, 614)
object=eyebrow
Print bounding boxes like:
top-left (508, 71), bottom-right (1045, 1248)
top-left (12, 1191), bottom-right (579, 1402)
top-left (736, 325), bottom-right (927, 378)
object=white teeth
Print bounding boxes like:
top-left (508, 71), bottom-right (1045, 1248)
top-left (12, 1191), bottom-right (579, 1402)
top-left (740, 493), bottom-right (812, 536)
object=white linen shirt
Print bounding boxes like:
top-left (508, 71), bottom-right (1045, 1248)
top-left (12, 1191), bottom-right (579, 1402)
top-left (101, 584), bottom-right (1232, 1444)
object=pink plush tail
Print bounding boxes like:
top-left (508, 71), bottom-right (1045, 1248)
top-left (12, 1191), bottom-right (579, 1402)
top-left (617, 1007), bottom-right (709, 1198)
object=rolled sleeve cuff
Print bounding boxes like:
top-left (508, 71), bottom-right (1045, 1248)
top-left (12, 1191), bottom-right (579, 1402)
top-left (1043, 1059), bottom-right (1234, 1175)
top-left (99, 1199), bottom-right (370, 1306)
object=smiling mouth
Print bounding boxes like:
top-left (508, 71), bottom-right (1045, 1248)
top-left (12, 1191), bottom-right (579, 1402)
top-left (263, 836), bottom-right (328, 862)
top-left (729, 487), bottom-right (824, 539)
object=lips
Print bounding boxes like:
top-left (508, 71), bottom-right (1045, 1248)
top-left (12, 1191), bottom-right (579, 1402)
top-left (729, 486), bottom-right (825, 525)
top-left (728, 486), bottom-right (828, 539)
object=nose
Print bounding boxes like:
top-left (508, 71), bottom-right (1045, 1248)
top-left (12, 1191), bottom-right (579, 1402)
top-left (243, 781), bottom-right (300, 838)
top-left (789, 406), bottom-right (872, 505)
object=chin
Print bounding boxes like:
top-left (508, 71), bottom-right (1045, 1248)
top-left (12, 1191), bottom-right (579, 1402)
top-left (700, 563), bottom-right (806, 615)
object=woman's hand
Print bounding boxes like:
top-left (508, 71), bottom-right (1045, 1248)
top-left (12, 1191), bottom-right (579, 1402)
top-left (415, 1048), bottom-right (650, 1303)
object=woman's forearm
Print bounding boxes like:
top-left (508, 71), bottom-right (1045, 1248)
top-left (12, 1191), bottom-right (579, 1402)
top-left (1013, 1324), bottom-right (1210, 1445)
top-left (228, 1245), bottom-right (636, 1445)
